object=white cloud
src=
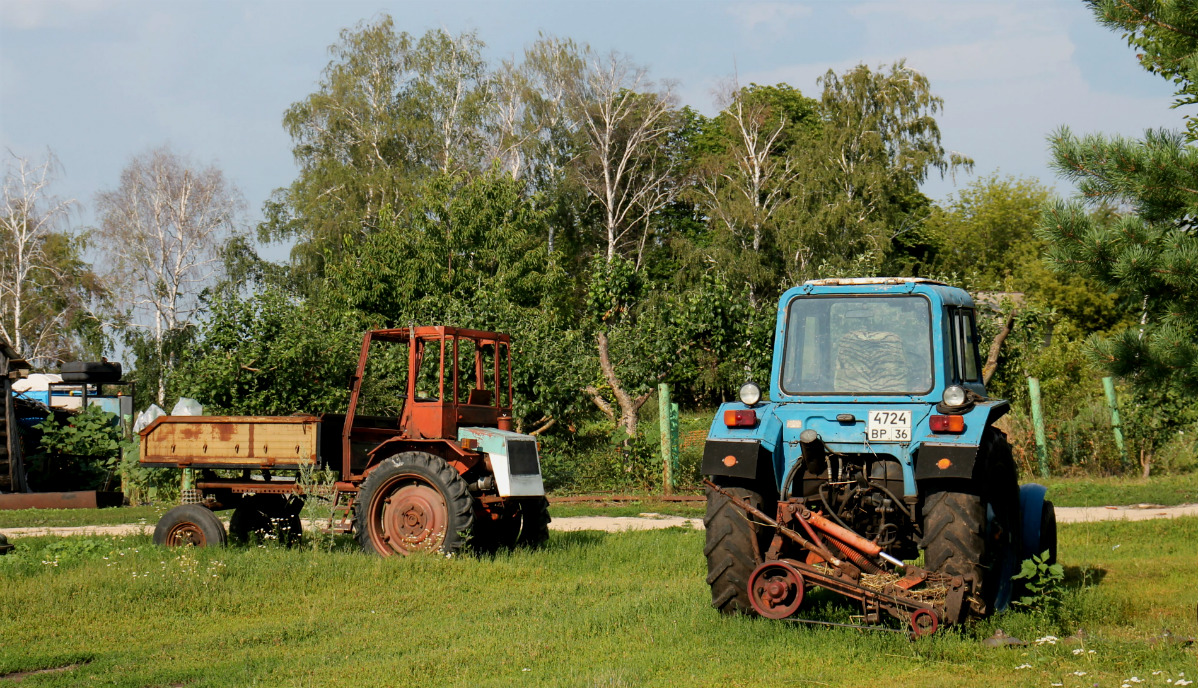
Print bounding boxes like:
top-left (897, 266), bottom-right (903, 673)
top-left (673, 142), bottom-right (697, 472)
top-left (727, 1), bottom-right (814, 34)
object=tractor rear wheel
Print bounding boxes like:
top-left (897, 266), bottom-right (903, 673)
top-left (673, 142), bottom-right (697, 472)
top-left (355, 452), bottom-right (474, 556)
top-left (153, 504), bottom-right (227, 548)
top-left (922, 429), bottom-right (1020, 618)
top-left (704, 483), bottom-right (768, 615)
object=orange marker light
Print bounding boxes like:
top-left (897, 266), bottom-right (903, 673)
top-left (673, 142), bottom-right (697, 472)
top-left (929, 415), bottom-right (965, 433)
top-left (936, 458), bottom-right (952, 470)
top-left (724, 409), bottom-right (757, 428)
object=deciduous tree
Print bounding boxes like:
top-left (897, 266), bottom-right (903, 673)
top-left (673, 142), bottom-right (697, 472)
top-left (95, 146), bottom-right (243, 405)
top-left (0, 150), bottom-right (103, 366)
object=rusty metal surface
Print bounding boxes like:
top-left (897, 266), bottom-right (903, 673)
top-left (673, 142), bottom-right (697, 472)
top-left (0, 491), bottom-right (122, 510)
top-left (140, 415), bottom-right (321, 469)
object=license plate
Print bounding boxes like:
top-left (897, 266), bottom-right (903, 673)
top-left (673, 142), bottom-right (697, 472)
top-left (868, 410), bottom-right (911, 442)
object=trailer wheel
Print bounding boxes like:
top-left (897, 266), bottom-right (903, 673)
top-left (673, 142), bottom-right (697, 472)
top-left (704, 483), bottom-right (768, 615)
top-left (153, 504), bottom-right (227, 548)
top-left (355, 452), bottom-right (474, 557)
top-left (229, 495), bottom-right (303, 546)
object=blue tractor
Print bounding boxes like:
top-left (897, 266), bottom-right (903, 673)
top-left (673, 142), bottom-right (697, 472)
top-left (703, 278), bottom-right (1056, 633)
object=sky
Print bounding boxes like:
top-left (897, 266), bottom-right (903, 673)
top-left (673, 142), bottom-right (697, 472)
top-left (0, 0), bottom-right (1187, 259)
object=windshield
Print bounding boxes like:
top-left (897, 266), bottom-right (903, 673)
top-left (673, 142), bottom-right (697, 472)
top-left (780, 295), bottom-right (933, 395)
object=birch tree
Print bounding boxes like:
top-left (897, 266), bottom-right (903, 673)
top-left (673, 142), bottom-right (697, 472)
top-left (0, 150), bottom-right (100, 366)
top-left (95, 146), bottom-right (242, 404)
top-left (694, 82), bottom-right (815, 304)
top-left (572, 53), bottom-right (679, 439)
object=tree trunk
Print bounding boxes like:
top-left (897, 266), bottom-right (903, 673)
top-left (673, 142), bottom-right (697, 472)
top-left (982, 310), bottom-right (1016, 385)
top-left (596, 330), bottom-right (638, 438)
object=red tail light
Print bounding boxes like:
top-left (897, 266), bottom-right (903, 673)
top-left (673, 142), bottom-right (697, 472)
top-left (724, 409), bottom-right (757, 428)
top-left (929, 414), bottom-right (965, 433)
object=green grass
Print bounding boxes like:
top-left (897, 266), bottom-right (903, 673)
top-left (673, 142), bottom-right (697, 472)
top-left (0, 518), bottom-right (1194, 687)
top-left (1038, 471), bottom-right (1197, 507)
top-left (0, 505), bottom-right (165, 529)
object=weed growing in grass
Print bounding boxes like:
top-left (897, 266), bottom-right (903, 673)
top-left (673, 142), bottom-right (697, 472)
top-left (1012, 550), bottom-right (1066, 613)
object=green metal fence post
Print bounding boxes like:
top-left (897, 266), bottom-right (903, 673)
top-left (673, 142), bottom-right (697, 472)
top-left (1027, 377), bottom-right (1049, 478)
top-left (659, 383), bottom-right (673, 494)
top-left (1101, 376), bottom-right (1128, 469)
top-left (669, 401), bottom-right (680, 492)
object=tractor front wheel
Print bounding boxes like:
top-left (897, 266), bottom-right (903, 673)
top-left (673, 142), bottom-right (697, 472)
top-left (474, 497), bottom-right (551, 552)
top-left (355, 452), bottom-right (474, 556)
top-left (704, 483), bottom-right (768, 615)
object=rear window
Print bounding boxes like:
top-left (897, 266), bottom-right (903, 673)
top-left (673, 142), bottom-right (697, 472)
top-left (780, 295), bottom-right (934, 395)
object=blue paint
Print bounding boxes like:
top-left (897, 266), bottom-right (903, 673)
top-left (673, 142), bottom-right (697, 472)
top-left (707, 279), bottom-right (1006, 496)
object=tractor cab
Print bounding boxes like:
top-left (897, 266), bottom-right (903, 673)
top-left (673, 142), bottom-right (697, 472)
top-left (342, 327), bottom-right (513, 478)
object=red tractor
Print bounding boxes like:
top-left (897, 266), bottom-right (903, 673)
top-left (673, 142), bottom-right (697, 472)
top-left (140, 327), bottom-right (550, 555)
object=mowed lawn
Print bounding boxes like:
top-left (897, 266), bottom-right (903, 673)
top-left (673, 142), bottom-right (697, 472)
top-left (0, 516), bottom-right (1195, 688)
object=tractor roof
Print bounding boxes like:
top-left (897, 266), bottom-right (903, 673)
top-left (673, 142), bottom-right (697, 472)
top-left (802, 277), bottom-right (948, 287)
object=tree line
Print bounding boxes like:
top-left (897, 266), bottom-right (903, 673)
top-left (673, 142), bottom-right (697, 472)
top-left (2, 1), bottom-right (1194, 482)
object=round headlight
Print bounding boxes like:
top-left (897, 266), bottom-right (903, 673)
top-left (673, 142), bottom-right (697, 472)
top-left (942, 385), bottom-right (967, 407)
top-left (739, 382), bottom-right (762, 406)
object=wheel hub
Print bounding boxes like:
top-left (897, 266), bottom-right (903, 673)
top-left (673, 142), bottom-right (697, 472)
top-left (376, 483), bottom-right (448, 555)
top-left (166, 522), bottom-right (206, 547)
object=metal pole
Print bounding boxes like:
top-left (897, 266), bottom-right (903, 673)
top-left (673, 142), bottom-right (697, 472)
top-left (1101, 376), bottom-right (1128, 469)
top-left (669, 401), bottom-right (680, 492)
top-left (1027, 377), bottom-right (1049, 477)
top-left (659, 383), bottom-right (673, 494)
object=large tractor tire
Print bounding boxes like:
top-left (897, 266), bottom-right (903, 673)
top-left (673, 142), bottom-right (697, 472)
top-left (229, 494), bottom-right (303, 546)
top-left (704, 483), bottom-right (768, 615)
top-left (153, 504), bottom-right (227, 548)
top-left (355, 451), bottom-right (474, 557)
top-left (922, 429), bottom-right (1020, 618)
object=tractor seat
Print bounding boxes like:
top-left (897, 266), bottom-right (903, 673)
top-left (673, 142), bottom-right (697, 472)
top-left (467, 388), bottom-right (492, 406)
top-left (833, 330), bottom-right (909, 393)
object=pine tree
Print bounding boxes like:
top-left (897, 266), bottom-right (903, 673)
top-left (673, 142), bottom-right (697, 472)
top-left (1038, 128), bottom-right (1197, 394)
top-left (1038, 2), bottom-right (1197, 402)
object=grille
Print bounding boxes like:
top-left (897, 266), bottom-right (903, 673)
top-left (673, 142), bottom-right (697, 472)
top-left (506, 439), bottom-right (540, 476)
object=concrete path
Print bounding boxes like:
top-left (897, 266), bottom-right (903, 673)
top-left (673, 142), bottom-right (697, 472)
top-left (0, 503), bottom-right (1194, 538)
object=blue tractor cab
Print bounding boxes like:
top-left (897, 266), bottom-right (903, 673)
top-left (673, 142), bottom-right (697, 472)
top-left (702, 278), bottom-right (1056, 631)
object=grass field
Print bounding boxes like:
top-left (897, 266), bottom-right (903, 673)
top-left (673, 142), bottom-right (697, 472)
top-left (1, 472), bottom-right (1192, 529)
top-left (0, 516), bottom-right (1194, 687)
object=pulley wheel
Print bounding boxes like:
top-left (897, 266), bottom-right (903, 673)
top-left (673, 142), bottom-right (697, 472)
top-left (909, 608), bottom-right (939, 637)
top-left (747, 561), bottom-right (805, 619)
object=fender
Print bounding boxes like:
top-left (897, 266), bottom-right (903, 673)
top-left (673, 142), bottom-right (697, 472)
top-left (703, 401), bottom-right (782, 483)
top-left (912, 399), bottom-right (1009, 482)
top-left (366, 437), bottom-right (481, 476)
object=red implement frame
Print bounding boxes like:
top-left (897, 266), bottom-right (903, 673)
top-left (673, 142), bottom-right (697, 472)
top-left (705, 479), bottom-right (966, 636)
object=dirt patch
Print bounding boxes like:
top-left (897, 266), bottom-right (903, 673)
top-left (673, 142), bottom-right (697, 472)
top-left (0, 663), bottom-right (84, 683)
top-left (0, 504), bottom-right (1192, 539)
